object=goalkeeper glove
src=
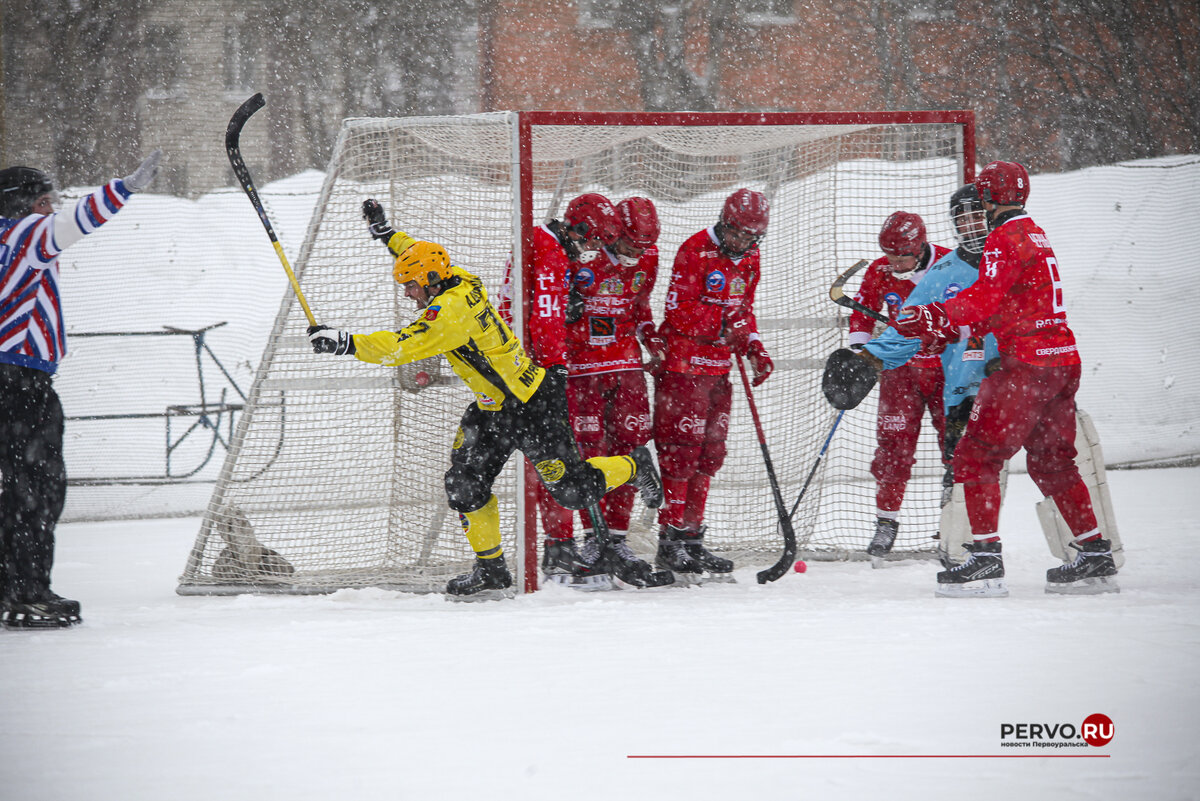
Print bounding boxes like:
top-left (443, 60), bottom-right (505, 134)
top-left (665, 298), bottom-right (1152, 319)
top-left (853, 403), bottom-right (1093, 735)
top-left (308, 325), bottom-right (356, 356)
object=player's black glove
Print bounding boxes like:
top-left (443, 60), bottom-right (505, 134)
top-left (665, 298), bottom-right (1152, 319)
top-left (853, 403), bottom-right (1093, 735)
top-left (362, 199), bottom-right (396, 243)
top-left (565, 285), bottom-right (584, 325)
top-left (308, 325), bottom-right (356, 356)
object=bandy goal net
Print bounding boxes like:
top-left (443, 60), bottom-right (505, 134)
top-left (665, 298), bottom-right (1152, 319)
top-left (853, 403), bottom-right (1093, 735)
top-left (177, 110), bottom-right (973, 595)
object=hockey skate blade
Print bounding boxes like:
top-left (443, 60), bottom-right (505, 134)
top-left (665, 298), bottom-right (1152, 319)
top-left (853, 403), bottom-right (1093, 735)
top-left (655, 569), bottom-right (732, 586)
top-left (1044, 576), bottom-right (1120, 596)
top-left (663, 570), bottom-right (703, 587)
top-left (612, 569), bottom-right (676, 590)
top-left (0, 612), bottom-right (81, 629)
top-left (445, 587), bottom-right (515, 603)
top-left (870, 551), bottom-right (915, 569)
top-left (543, 572), bottom-right (616, 592)
top-left (935, 578), bottom-right (1009, 598)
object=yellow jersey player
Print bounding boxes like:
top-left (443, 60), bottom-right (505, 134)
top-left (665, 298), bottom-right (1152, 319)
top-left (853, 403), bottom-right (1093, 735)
top-left (307, 201), bottom-right (663, 598)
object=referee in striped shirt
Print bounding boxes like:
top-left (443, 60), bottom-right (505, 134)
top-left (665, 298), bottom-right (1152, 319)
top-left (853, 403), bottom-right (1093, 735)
top-left (0, 151), bottom-right (161, 629)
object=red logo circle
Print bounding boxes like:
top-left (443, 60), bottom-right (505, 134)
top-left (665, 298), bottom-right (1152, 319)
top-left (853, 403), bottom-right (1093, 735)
top-left (1082, 713), bottom-right (1114, 747)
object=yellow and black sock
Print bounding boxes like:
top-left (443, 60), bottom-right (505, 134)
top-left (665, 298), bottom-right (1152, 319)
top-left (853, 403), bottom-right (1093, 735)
top-left (457, 495), bottom-right (503, 557)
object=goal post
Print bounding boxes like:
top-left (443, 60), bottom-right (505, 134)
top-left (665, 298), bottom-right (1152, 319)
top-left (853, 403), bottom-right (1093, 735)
top-left (177, 109), bottom-right (973, 596)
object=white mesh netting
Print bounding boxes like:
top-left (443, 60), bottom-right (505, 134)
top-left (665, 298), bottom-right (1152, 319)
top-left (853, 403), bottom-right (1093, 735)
top-left (175, 112), bottom-right (970, 594)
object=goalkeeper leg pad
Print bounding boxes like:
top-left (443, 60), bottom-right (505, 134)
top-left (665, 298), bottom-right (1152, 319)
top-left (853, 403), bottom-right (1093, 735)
top-left (938, 464), bottom-right (1008, 567)
top-left (1038, 409), bottom-right (1124, 568)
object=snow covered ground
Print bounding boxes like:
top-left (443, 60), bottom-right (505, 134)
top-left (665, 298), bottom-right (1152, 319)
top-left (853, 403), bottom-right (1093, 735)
top-left (2, 465), bottom-right (1196, 801)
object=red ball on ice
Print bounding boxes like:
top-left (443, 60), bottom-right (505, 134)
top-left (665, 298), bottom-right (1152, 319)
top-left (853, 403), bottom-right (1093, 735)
top-left (793, 560), bottom-right (807, 574)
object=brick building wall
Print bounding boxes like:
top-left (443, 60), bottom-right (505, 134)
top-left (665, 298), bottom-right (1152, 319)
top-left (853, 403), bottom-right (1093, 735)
top-left (2, 0), bottom-right (1195, 196)
top-left (479, 1), bottom-right (1197, 172)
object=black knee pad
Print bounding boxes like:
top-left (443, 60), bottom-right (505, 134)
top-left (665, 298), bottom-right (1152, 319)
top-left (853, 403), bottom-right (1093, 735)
top-left (544, 482), bottom-right (590, 510)
top-left (444, 466), bottom-right (490, 513)
top-left (540, 462), bottom-right (607, 511)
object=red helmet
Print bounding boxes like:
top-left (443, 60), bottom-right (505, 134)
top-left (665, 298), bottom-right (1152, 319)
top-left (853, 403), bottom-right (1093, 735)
top-left (976, 160), bottom-right (1030, 206)
top-left (565, 193), bottom-right (621, 246)
top-left (720, 188), bottom-right (770, 235)
top-left (878, 211), bottom-right (927, 257)
top-left (616, 196), bottom-right (660, 248)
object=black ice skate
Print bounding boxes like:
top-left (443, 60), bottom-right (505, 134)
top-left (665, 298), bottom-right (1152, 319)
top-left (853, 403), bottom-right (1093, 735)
top-left (589, 535), bottom-right (674, 589)
top-left (546, 536), bottom-right (614, 592)
top-left (935, 540), bottom-right (1008, 598)
top-left (678, 525), bottom-right (735, 582)
top-left (1045, 538), bottom-right (1119, 595)
top-left (936, 541), bottom-right (960, 570)
top-left (1, 591), bottom-right (82, 629)
top-left (445, 556), bottom-right (514, 600)
top-left (629, 446), bottom-right (664, 509)
top-left (541, 537), bottom-right (583, 575)
top-left (866, 518), bottom-right (899, 565)
top-left (655, 525), bottom-right (706, 583)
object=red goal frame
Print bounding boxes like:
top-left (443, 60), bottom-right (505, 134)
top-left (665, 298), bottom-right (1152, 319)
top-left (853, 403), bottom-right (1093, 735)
top-left (510, 109), bottom-right (976, 591)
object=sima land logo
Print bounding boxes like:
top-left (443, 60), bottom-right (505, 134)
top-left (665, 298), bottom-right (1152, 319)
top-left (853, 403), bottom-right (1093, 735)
top-left (1000, 713), bottom-right (1114, 749)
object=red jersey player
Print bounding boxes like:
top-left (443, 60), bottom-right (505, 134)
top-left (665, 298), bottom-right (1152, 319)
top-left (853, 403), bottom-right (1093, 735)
top-left (539, 197), bottom-right (665, 587)
top-left (495, 192), bottom-right (622, 370)
top-left (651, 188), bottom-right (774, 580)
top-left (893, 160), bottom-right (1119, 597)
top-left (498, 194), bottom-right (675, 588)
top-left (850, 212), bottom-right (952, 561)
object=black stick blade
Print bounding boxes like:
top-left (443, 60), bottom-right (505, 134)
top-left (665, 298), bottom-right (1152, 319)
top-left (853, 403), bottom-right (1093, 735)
top-left (226, 93), bottom-right (265, 152)
top-left (756, 551), bottom-right (795, 584)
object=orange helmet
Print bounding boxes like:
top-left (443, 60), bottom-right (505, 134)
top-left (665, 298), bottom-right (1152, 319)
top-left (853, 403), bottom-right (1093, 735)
top-left (393, 241), bottom-right (452, 287)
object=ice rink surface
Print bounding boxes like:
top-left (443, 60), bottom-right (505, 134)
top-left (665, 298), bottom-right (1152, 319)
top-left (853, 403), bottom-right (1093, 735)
top-left (2, 466), bottom-right (1196, 801)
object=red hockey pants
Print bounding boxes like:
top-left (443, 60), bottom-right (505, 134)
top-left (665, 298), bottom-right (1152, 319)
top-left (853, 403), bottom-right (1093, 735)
top-left (954, 354), bottom-right (1097, 538)
top-left (871, 362), bottom-right (947, 512)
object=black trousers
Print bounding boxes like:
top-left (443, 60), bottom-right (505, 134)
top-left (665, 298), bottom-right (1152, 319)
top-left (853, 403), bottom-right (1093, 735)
top-left (444, 369), bottom-right (608, 514)
top-left (0, 363), bottom-right (67, 601)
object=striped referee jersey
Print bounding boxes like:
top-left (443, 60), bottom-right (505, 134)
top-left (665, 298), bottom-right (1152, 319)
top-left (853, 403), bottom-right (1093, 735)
top-left (0, 179), bottom-right (133, 374)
